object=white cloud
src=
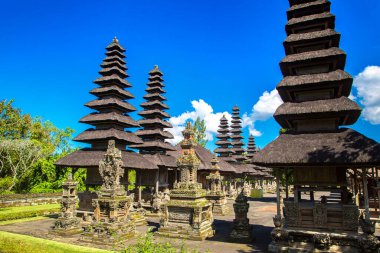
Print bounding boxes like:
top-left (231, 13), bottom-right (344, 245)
top-left (243, 89), bottom-right (283, 136)
top-left (167, 99), bottom-right (231, 145)
top-left (167, 89), bottom-right (283, 145)
top-left (354, 66), bottom-right (380, 124)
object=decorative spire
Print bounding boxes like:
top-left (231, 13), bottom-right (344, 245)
top-left (230, 106), bottom-right (245, 163)
top-left (214, 115), bottom-right (235, 163)
top-left (131, 65), bottom-right (175, 154)
top-left (176, 122), bottom-right (200, 185)
top-left (74, 38), bottom-right (142, 150)
top-left (245, 134), bottom-right (256, 160)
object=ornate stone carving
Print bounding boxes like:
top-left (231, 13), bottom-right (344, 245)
top-left (230, 190), bottom-right (252, 242)
top-left (284, 202), bottom-right (300, 227)
top-left (81, 140), bottom-right (135, 245)
top-left (206, 155), bottom-right (229, 215)
top-left (313, 203), bottom-right (327, 227)
top-left (52, 173), bottom-right (82, 235)
top-left (313, 233), bottom-right (331, 250)
top-left (157, 122), bottom-right (214, 241)
top-left (342, 204), bottom-right (359, 231)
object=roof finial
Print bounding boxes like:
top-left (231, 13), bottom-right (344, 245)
top-left (113, 37), bottom-right (119, 43)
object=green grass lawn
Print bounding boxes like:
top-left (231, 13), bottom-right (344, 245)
top-left (0, 204), bottom-right (60, 221)
top-left (0, 231), bottom-right (114, 253)
top-left (0, 216), bottom-right (49, 226)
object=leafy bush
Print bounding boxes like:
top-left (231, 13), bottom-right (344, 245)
top-left (0, 177), bottom-right (14, 194)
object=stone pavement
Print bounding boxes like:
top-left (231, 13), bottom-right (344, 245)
top-left (0, 195), bottom-right (278, 253)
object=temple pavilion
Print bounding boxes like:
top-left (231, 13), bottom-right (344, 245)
top-left (252, 0), bottom-right (380, 252)
top-left (131, 66), bottom-right (176, 204)
top-left (55, 38), bottom-right (169, 209)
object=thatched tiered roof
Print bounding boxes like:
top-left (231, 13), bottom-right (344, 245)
top-left (214, 115), bottom-right (235, 163)
top-left (230, 106), bottom-right (245, 163)
top-left (252, 0), bottom-right (380, 168)
top-left (130, 66), bottom-right (175, 154)
top-left (245, 134), bottom-right (256, 160)
top-left (73, 38), bottom-right (142, 150)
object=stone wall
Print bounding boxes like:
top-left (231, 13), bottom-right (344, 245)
top-left (0, 193), bottom-right (61, 208)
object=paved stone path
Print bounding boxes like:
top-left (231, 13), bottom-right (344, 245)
top-left (0, 195), bottom-right (277, 253)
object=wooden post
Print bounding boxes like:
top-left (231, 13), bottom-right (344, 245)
top-left (276, 170), bottom-right (281, 217)
top-left (138, 171), bottom-right (142, 204)
top-left (156, 170), bottom-right (159, 194)
top-left (363, 168), bottom-right (370, 222)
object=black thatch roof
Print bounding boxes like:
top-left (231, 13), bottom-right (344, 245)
top-left (85, 98), bottom-right (136, 112)
top-left (93, 74), bottom-right (132, 88)
top-left (287, 0), bottom-right (330, 20)
top-left (74, 128), bottom-right (142, 145)
top-left (277, 70), bottom-right (352, 102)
top-left (80, 112), bottom-right (139, 128)
top-left (252, 128), bottom-right (380, 168)
top-left (130, 141), bottom-right (176, 152)
top-left (274, 97), bottom-right (361, 128)
top-left (285, 12), bottom-right (335, 36)
top-left (288, 0), bottom-right (319, 7)
top-left (280, 47), bottom-right (346, 76)
top-left (90, 85), bottom-right (134, 99)
top-left (55, 149), bottom-right (157, 170)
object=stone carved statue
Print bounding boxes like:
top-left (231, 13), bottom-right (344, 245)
top-left (98, 140), bottom-right (124, 192)
top-left (230, 190), bottom-right (252, 241)
top-left (81, 140), bottom-right (135, 245)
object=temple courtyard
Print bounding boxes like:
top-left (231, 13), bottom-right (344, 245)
top-left (0, 195), bottom-right (277, 253)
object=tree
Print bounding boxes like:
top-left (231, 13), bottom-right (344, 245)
top-left (0, 140), bottom-right (44, 192)
top-left (0, 99), bottom-right (76, 193)
top-left (192, 117), bottom-right (207, 147)
top-left (0, 99), bottom-right (32, 140)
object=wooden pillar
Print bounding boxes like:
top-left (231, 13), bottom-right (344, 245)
top-left (276, 170), bottom-right (281, 217)
top-left (285, 173), bottom-right (289, 200)
top-left (155, 170), bottom-right (159, 194)
top-left (138, 171), bottom-right (142, 204)
top-left (354, 170), bottom-right (359, 206)
top-left (363, 168), bottom-right (370, 222)
top-left (174, 168), bottom-right (178, 184)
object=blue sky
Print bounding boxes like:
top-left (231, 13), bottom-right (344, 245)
top-left (1, 0), bottom-right (380, 151)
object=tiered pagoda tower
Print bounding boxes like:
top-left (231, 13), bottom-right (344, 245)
top-left (74, 38), bottom-right (142, 151)
top-left (245, 134), bottom-right (256, 160)
top-left (253, 1), bottom-right (380, 252)
top-left (131, 65), bottom-right (175, 154)
top-left (214, 115), bottom-right (235, 163)
top-left (230, 106), bottom-right (245, 163)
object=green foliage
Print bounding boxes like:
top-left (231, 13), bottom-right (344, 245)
top-left (124, 231), bottom-right (206, 253)
top-left (128, 170), bottom-right (136, 191)
top-left (192, 117), bottom-right (207, 147)
top-left (0, 231), bottom-right (112, 253)
top-left (0, 99), bottom-right (76, 193)
top-left (0, 204), bottom-right (60, 221)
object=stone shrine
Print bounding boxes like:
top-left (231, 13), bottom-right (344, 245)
top-left (52, 173), bottom-right (82, 235)
top-left (206, 155), bottom-right (229, 215)
top-left (157, 122), bottom-right (214, 240)
top-left (81, 140), bottom-right (135, 245)
top-left (230, 190), bottom-right (252, 242)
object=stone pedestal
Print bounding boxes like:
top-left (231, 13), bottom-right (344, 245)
top-left (80, 140), bottom-right (135, 245)
top-left (157, 122), bottom-right (214, 241)
top-left (52, 173), bottom-right (82, 236)
top-left (230, 191), bottom-right (252, 242)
